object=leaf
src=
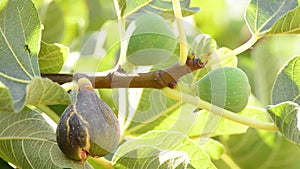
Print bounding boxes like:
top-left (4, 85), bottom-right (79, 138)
top-left (190, 34), bottom-right (217, 62)
top-left (40, 0), bottom-right (64, 43)
top-left (0, 108), bottom-right (91, 169)
top-left (114, 145), bottom-right (191, 169)
top-left (245, 0), bottom-right (298, 35)
top-left (113, 131), bottom-right (216, 168)
top-left (271, 56), bottom-right (300, 105)
top-left (198, 139), bottom-right (226, 161)
top-left (215, 129), bottom-right (300, 169)
top-left (267, 101), bottom-right (300, 144)
top-left (128, 0), bottom-right (200, 19)
top-left (267, 6), bottom-right (300, 35)
top-left (38, 41), bottom-right (68, 74)
top-left (0, 0), bottom-right (41, 112)
top-left (211, 47), bottom-right (238, 69)
top-left (120, 0), bottom-right (152, 17)
top-left (0, 82), bottom-right (14, 113)
top-left (26, 77), bottom-right (71, 106)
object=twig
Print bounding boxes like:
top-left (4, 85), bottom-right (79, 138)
top-left (42, 58), bottom-right (206, 89)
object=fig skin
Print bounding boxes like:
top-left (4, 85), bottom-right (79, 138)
top-left (56, 78), bottom-right (120, 161)
top-left (197, 67), bottom-right (251, 113)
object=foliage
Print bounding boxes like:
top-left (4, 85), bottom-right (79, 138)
top-left (0, 0), bottom-right (300, 168)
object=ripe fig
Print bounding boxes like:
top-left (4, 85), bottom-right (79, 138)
top-left (126, 13), bottom-right (177, 65)
top-left (56, 78), bottom-right (120, 161)
top-left (197, 67), bottom-right (250, 113)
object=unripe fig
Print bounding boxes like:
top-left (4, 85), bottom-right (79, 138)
top-left (126, 13), bottom-right (177, 65)
top-left (197, 67), bottom-right (250, 113)
top-left (56, 78), bottom-right (120, 161)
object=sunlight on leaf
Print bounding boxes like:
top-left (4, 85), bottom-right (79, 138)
top-left (267, 6), bottom-right (300, 35)
top-left (0, 108), bottom-right (91, 169)
top-left (26, 77), bottom-right (71, 106)
top-left (267, 101), bottom-right (300, 145)
top-left (245, 0), bottom-right (298, 35)
top-left (271, 56), bottom-right (300, 105)
top-left (38, 41), bottom-right (68, 74)
top-left (0, 0), bottom-right (41, 112)
top-left (198, 138), bottom-right (226, 160)
top-left (113, 131), bottom-right (216, 168)
top-left (122, 0), bottom-right (152, 17)
top-left (114, 145), bottom-right (191, 169)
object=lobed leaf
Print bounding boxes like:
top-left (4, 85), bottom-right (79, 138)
top-left (267, 6), bottom-right (300, 35)
top-left (38, 41), bottom-right (68, 74)
top-left (245, 0), bottom-right (298, 35)
top-left (271, 56), bottom-right (300, 105)
top-left (0, 0), bottom-right (41, 112)
top-left (26, 77), bottom-right (71, 106)
top-left (113, 131), bottom-right (216, 168)
top-left (0, 108), bottom-right (91, 169)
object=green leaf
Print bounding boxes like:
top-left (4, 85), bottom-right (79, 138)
top-left (114, 145), bottom-right (192, 169)
top-left (40, 0), bottom-right (64, 43)
top-left (215, 129), bottom-right (300, 169)
top-left (267, 101), bottom-right (300, 144)
top-left (0, 0), bottom-right (41, 112)
top-left (245, 0), bottom-right (298, 35)
top-left (271, 56), bottom-right (300, 105)
top-left (26, 77), bottom-right (71, 106)
top-left (267, 6), bottom-right (300, 35)
top-left (38, 41), bottom-right (68, 74)
top-left (121, 0), bottom-right (152, 17)
top-left (0, 108), bottom-right (91, 169)
top-left (0, 82), bottom-right (14, 113)
top-left (129, 0), bottom-right (200, 19)
top-left (190, 34), bottom-right (217, 62)
top-left (113, 131), bottom-right (216, 168)
top-left (198, 139), bottom-right (226, 160)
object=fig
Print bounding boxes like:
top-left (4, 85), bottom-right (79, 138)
top-left (56, 78), bottom-right (120, 161)
top-left (126, 13), bottom-right (177, 65)
top-left (197, 67), bottom-right (250, 113)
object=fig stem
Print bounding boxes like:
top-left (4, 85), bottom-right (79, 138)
top-left (172, 0), bottom-right (188, 66)
top-left (206, 35), bottom-right (261, 67)
top-left (162, 87), bottom-right (278, 131)
top-left (37, 105), bottom-right (60, 123)
top-left (88, 157), bottom-right (114, 169)
top-left (113, 0), bottom-right (127, 67)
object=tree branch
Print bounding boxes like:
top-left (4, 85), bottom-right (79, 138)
top-left (41, 58), bottom-right (206, 89)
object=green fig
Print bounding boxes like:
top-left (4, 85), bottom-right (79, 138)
top-left (126, 13), bottom-right (177, 65)
top-left (197, 67), bottom-right (250, 113)
top-left (56, 78), bottom-right (120, 161)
